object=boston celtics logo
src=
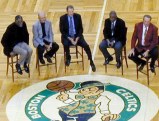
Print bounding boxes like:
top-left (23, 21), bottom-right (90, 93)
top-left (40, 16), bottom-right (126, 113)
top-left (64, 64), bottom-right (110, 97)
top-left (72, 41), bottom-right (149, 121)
top-left (6, 75), bottom-right (159, 121)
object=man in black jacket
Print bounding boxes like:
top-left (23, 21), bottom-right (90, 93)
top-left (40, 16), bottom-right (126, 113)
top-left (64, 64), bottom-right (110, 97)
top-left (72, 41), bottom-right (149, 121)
top-left (1, 15), bottom-right (32, 75)
top-left (99, 11), bottom-right (126, 68)
top-left (59, 5), bottom-right (96, 72)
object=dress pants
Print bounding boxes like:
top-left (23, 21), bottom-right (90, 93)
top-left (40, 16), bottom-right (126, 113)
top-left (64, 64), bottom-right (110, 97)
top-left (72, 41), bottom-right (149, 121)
top-left (62, 36), bottom-right (92, 61)
top-left (37, 42), bottom-right (59, 60)
top-left (99, 39), bottom-right (123, 62)
top-left (128, 46), bottom-right (158, 67)
top-left (12, 42), bottom-right (33, 65)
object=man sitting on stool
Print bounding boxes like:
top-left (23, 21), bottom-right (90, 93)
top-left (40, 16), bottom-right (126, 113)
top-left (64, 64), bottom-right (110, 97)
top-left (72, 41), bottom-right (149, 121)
top-left (99, 11), bottom-right (126, 69)
top-left (1, 15), bottom-right (32, 75)
top-left (59, 5), bottom-right (96, 72)
top-left (128, 15), bottom-right (158, 73)
top-left (33, 11), bottom-right (59, 64)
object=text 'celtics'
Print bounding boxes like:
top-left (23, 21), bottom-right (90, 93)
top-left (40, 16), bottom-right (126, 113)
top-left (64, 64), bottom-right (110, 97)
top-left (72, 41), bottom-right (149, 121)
top-left (116, 89), bottom-right (138, 112)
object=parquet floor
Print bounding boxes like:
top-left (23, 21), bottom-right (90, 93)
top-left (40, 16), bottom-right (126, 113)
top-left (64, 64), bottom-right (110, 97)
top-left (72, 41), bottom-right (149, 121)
top-left (0, 0), bottom-right (159, 121)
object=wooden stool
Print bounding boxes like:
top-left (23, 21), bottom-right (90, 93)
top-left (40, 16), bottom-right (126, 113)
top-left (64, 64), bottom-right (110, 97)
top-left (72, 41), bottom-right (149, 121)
top-left (105, 45), bottom-right (128, 75)
top-left (64, 45), bottom-right (84, 72)
top-left (36, 49), bottom-right (57, 76)
top-left (6, 55), bottom-right (30, 82)
top-left (136, 57), bottom-right (157, 86)
top-left (105, 27), bottom-right (128, 75)
top-left (136, 38), bottom-right (159, 85)
top-left (158, 36), bottom-right (159, 67)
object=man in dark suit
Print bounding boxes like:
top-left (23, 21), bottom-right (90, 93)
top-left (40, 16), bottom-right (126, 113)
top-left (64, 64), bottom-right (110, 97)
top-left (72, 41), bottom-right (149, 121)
top-left (60, 5), bottom-right (96, 72)
top-left (99, 11), bottom-right (126, 69)
top-left (1, 15), bottom-right (32, 75)
top-left (128, 15), bottom-right (158, 73)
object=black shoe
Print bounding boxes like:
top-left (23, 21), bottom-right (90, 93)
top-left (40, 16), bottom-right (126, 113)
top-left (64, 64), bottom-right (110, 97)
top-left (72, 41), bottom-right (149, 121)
top-left (138, 62), bottom-right (146, 71)
top-left (150, 66), bottom-right (155, 73)
top-left (15, 63), bottom-right (23, 75)
top-left (65, 56), bottom-right (71, 66)
top-left (90, 61), bottom-right (96, 72)
top-left (44, 55), bottom-right (52, 63)
top-left (116, 61), bottom-right (121, 69)
top-left (39, 58), bottom-right (45, 64)
top-left (24, 62), bottom-right (30, 73)
top-left (104, 56), bottom-right (113, 65)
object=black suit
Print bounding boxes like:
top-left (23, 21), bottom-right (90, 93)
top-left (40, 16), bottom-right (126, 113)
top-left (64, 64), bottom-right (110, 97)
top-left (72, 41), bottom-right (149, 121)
top-left (1, 22), bottom-right (29, 57)
top-left (99, 18), bottom-right (126, 62)
top-left (60, 13), bottom-right (92, 61)
top-left (103, 18), bottom-right (126, 45)
top-left (60, 13), bottom-right (83, 39)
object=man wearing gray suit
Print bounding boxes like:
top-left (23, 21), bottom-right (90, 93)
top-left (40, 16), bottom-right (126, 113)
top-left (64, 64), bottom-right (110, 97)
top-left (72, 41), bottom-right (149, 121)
top-left (33, 12), bottom-right (59, 64)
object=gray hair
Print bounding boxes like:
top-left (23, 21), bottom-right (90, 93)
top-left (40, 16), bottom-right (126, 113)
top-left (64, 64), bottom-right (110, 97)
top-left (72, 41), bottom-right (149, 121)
top-left (38, 11), bottom-right (46, 17)
top-left (143, 15), bottom-right (152, 20)
top-left (66, 5), bottom-right (74, 11)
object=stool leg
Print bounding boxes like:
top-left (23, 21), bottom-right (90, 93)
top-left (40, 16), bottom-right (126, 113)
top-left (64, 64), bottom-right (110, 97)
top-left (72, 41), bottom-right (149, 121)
top-left (36, 50), bottom-right (38, 69)
top-left (64, 50), bottom-right (66, 73)
top-left (124, 47), bottom-right (128, 68)
top-left (28, 64), bottom-right (30, 78)
top-left (6, 57), bottom-right (9, 76)
top-left (105, 64), bottom-right (107, 73)
top-left (11, 57), bottom-right (14, 82)
top-left (136, 64), bottom-right (139, 79)
top-left (36, 50), bottom-right (40, 76)
top-left (36, 58), bottom-right (38, 69)
top-left (121, 52), bottom-right (123, 75)
top-left (82, 48), bottom-right (84, 70)
top-left (76, 46), bottom-right (78, 64)
top-left (146, 60), bottom-right (149, 85)
top-left (55, 53), bottom-right (57, 73)
top-left (37, 58), bottom-right (40, 76)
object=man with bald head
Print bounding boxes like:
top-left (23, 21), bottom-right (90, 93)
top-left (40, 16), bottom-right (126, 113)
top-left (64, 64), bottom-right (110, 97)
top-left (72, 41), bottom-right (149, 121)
top-left (99, 11), bottom-right (126, 69)
top-left (33, 12), bottom-right (59, 64)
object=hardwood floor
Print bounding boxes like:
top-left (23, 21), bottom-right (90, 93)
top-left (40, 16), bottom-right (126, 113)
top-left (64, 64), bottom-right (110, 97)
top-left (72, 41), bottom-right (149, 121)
top-left (0, 0), bottom-right (159, 121)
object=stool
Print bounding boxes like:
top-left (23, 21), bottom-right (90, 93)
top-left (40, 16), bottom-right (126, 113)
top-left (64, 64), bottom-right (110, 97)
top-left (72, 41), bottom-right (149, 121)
top-left (36, 49), bottom-right (57, 76)
top-left (6, 55), bottom-right (30, 82)
top-left (158, 36), bottom-right (159, 67)
top-left (105, 27), bottom-right (128, 75)
top-left (136, 57), bottom-right (156, 86)
top-left (105, 45), bottom-right (128, 75)
top-left (64, 45), bottom-right (84, 72)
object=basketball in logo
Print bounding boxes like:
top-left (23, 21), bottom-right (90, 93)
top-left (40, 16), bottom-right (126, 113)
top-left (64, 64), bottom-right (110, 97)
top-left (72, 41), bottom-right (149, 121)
top-left (46, 80), bottom-right (75, 92)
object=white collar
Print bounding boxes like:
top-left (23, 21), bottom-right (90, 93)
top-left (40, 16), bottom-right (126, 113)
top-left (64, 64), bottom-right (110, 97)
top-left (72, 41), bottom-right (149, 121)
top-left (143, 24), bottom-right (149, 29)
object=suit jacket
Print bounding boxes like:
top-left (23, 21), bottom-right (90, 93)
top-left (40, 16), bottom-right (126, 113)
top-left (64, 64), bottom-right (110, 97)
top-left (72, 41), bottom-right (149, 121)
top-left (1, 22), bottom-right (29, 57)
top-left (60, 13), bottom-right (83, 41)
top-left (131, 22), bottom-right (158, 52)
top-left (103, 18), bottom-right (126, 45)
top-left (32, 20), bottom-right (54, 47)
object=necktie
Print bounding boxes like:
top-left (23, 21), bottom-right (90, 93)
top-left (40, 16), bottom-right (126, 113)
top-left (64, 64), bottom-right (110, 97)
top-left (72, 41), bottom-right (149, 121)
top-left (111, 21), bottom-right (115, 36)
top-left (69, 16), bottom-right (74, 37)
top-left (143, 27), bottom-right (148, 45)
top-left (41, 23), bottom-right (46, 38)
top-left (144, 27), bottom-right (148, 40)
